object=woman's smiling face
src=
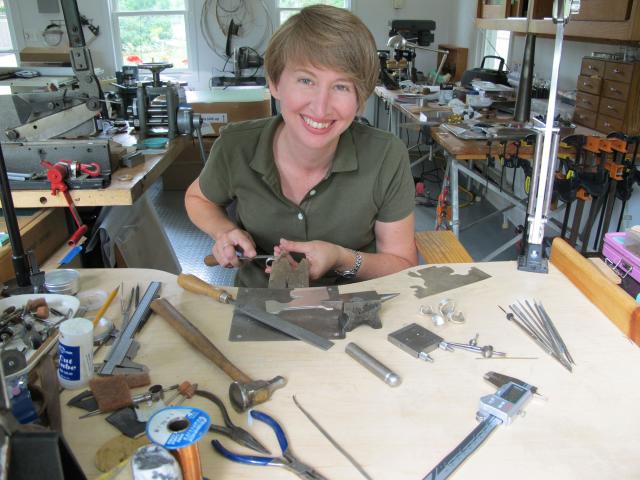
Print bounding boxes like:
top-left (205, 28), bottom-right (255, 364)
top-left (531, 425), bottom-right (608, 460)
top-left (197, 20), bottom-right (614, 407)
top-left (269, 62), bottom-right (359, 153)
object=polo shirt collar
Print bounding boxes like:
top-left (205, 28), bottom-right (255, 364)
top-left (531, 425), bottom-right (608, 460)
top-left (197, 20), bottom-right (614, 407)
top-left (249, 114), bottom-right (359, 178)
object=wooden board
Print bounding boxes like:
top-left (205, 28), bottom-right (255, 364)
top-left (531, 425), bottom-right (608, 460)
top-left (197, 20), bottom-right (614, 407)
top-left (9, 136), bottom-right (191, 208)
top-left (59, 264), bottom-right (640, 479)
top-left (550, 236), bottom-right (640, 344)
top-left (415, 230), bottom-right (474, 263)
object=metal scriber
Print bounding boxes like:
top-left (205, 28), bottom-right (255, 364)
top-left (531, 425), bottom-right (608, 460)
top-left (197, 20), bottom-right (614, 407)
top-left (293, 395), bottom-right (373, 480)
top-left (212, 410), bottom-right (328, 479)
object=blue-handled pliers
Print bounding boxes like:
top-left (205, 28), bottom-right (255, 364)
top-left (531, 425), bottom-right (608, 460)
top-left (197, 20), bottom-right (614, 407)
top-left (211, 410), bottom-right (329, 480)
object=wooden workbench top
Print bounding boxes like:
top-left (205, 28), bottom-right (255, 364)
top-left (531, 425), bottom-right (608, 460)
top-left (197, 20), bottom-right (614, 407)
top-left (9, 136), bottom-right (192, 208)
top-left (60, 262), bottom-right (640, 479)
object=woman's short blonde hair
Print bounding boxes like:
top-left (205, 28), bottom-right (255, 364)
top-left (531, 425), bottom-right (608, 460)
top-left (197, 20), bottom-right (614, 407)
top-left (264, 5), bottom-right (378, 112)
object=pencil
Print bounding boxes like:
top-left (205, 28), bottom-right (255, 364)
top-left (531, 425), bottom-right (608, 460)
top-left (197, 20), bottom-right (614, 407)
top-left (93, 286), bottom-right (120, 327)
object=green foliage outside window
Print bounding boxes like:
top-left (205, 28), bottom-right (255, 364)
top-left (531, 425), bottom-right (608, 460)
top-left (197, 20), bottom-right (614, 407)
top-left (117, 0), bottom-right (184, 12)
top-left (277, 0), bottom-right (347, 7)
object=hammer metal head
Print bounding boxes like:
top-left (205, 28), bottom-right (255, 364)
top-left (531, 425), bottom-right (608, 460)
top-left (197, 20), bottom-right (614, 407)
top-left (228, 376), bottom-right (287, 413)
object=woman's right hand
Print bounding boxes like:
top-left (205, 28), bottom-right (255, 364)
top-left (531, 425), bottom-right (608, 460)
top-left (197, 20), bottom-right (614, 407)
top-left (213, 229), bottom-right (256, 268)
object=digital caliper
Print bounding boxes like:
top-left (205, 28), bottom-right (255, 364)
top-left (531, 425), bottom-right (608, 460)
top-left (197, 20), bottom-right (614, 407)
top-left (423, 375), bottom-right (537, 480)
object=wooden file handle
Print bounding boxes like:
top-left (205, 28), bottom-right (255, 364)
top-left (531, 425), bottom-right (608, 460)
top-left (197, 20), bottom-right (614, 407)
top-left (177, 273), bottom-right (233, 303)
top-left (150, 298), bottom-right (252, 384)
top-left (203, 255), bottom-right (219, 267)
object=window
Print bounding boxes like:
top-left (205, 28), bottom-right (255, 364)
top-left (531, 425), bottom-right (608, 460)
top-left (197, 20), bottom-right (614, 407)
top-left (110, 0), bottom-right (190, 69)
top-left (0, 0), bottom-right (17, 67)
top-left (277, 0), bottom-right (351, 25)
top-left (482, 30), bottom-right (511, 71)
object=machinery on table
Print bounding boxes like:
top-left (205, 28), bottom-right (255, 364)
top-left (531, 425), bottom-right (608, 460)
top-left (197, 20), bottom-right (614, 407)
top-left (0, 0), bottom-right (112, 191)
top-left (112, 62), bottom-right (206, 161)
top-left (383, 20), bottom-right (447, 86)
top-left (211, 18), bottom-right (265, 88)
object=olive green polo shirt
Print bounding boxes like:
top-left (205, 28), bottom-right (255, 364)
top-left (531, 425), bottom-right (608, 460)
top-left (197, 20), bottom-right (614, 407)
top-left (198, 115), bottom-right (414, 287)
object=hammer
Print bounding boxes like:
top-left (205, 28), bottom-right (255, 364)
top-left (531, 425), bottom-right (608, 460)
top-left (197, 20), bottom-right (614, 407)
top-left (150, 298), bottom-right (286, 412)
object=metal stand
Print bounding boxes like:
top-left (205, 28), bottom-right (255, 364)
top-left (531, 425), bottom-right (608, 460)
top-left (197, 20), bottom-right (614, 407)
top-left (518, 0), bottom-right (580, 273)
top-left (0, 143), bottom-right (44, 294)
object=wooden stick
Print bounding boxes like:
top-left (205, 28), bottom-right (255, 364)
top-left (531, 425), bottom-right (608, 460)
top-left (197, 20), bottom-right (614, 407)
top-left (150, 298), bottom-right (252, 384)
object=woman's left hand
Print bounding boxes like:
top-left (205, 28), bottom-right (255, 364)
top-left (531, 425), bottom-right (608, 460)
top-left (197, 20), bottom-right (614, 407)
top-left (276, 238), bottom-right (342, 280)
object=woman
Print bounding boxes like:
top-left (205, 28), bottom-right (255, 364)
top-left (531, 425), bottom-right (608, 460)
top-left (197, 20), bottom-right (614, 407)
top-left (185, 5), bottom-right (417, 287)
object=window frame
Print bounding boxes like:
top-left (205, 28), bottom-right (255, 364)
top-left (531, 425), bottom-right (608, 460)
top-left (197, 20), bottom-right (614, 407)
top-left (0, 0), bottom-right (21, 67)
top-left (276, 0), bottom-right (352, 26)
top-left (478, 29), bottom-right (512, 71)
top-left (108, 0), bottom-right (197, 75)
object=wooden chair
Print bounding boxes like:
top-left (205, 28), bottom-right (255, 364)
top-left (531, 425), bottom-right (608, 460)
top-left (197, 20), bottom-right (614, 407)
top-left (550, 237), bottom-right (640, 345)
top-left (414, 230), bottom-right (473, 264)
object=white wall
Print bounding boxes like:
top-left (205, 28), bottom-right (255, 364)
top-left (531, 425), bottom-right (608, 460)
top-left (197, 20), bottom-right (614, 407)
top-left (9, 0), bottom-right (459, 90)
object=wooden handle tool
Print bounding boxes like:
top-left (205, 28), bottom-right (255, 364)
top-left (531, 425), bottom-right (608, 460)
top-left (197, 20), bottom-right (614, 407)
top-left (150, 298), bottom-right (251, 384)
top-left (203, 255), bottom-right (219, 266)
top-left (177, 273), bottom-right (233, 303)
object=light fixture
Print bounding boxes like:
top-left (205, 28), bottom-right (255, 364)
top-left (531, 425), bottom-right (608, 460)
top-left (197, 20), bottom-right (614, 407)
top-left (386, 34), bottom-right (449, 86)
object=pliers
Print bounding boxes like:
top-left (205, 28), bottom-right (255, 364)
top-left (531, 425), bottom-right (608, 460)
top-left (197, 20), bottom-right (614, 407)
top-left (193, 390), bottom-right (269, 454)
top-left (212, 410), bottom-right (328, 480)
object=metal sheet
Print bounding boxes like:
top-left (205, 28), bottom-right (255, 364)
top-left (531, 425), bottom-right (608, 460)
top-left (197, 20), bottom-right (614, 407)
top-left (229, 287), bottom-right (343, 342)
top-left (3, 138), bottom-right (113, 175)
top-left (229, 288), bottom-right (389, 342)
top-left (408, 265), bottom-right (491, 298)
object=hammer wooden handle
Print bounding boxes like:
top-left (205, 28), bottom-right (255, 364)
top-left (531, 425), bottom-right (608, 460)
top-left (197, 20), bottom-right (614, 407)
top-left (177, 273), bottom-right (233, 303)
top-left (204, 255), bottom-right (219, 266)
top-left (150, 298), bottom-right (251, 384)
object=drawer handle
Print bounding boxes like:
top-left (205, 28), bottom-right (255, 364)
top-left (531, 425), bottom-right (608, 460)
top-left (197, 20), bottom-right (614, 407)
top-left (588, 65), bottom-right (594, 70)
top-left (582, 100), bottom-right (592, 105)
top-left (579, 115), bottom-right (586, 119)
top-left (607, 105), bottom-right (617, 112)
top-left (613, 68), bottom-right (621, 74)
top-left (583, 82), bottom-right (592, 87)
top-left (604, 122), bottom-right (611, 127)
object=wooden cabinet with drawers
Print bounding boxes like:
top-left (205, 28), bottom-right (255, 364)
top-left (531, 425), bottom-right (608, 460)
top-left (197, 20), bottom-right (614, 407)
top-left (476, 0), bottom-right (640, 42)
top-left (573, 56), bottom-right (640, 135)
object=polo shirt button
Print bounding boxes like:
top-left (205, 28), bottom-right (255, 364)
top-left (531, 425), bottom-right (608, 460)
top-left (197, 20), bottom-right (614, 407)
top-left (297, 212), bottom-right (304, 220)
top-left (309, 189), bottom-right (316, 196)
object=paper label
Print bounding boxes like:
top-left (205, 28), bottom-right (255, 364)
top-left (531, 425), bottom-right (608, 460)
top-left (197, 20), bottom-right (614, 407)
top-left (147, 407), bottom-right (211, 448)
top-left (58, 343), bottom-right (80, 381)
top-left (201, 113), bottom-right (228, 124)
